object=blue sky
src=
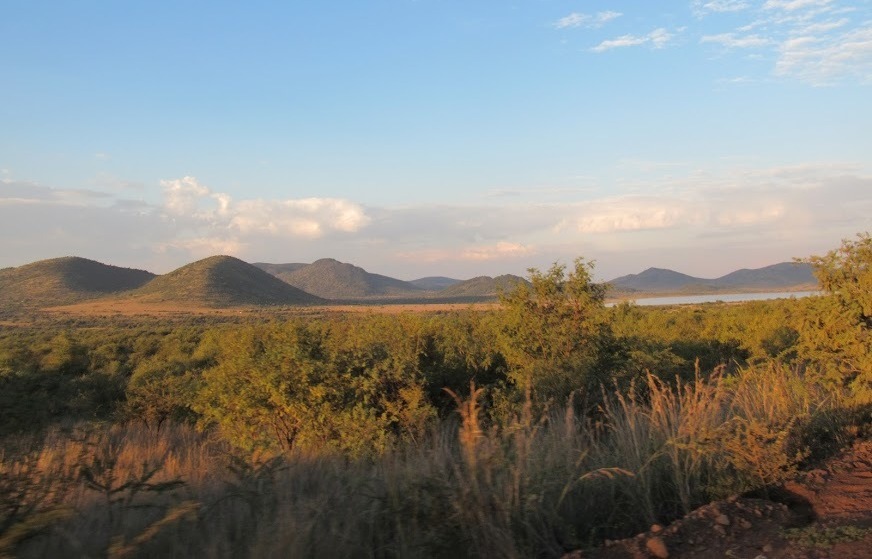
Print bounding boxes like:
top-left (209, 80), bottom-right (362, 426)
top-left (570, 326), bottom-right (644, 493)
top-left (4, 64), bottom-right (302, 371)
top-left (2, 0), bottom-right (871, 280)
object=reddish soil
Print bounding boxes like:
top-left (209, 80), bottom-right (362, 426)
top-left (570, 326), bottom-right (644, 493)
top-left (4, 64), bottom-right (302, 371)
top-left (574, 438), bottom-right (872, 559)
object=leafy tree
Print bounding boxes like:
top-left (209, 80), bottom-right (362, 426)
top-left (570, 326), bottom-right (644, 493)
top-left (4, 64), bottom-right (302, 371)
top-left (800, 233), bottom-right (872, 399)
top-left (497, 258), bottom-right (621, 406)
top-left (194, 320), bottom-right (436, 455)
top-left (808, 233), bottom-right (872, 326)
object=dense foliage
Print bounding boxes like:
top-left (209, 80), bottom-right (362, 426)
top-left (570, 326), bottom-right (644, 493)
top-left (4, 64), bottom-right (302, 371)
top-left (1, 234), bottom-right (871, 557)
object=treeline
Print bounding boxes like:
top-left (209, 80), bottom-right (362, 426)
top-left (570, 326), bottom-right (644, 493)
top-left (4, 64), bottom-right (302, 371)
top-left (1, 257), bottom-right (867, 453)
top-left (1, 236), bottom-right (871, 557)
top-left (0, 261), bottom-right (868, 454)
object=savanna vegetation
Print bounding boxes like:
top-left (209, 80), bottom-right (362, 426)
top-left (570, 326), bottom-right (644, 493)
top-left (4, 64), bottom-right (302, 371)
top-left (2, 235), bottom-right (871, 558)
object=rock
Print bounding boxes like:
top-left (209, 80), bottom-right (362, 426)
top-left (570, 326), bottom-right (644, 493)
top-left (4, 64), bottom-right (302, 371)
top-left (650, 524), bottom-right (663, 533)
top-left (739, 518), bottom-right (752, 529)
top-left (713, 525), bottom-right (727, 537)
top-left (762, 544), bottom-right (773, 553)
top-left (645, 536), bottom-right (669, 558)
top-left (715, 514), bottom-right (731, 526)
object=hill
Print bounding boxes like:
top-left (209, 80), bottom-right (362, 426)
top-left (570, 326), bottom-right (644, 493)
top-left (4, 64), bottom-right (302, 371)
top-left (608, 268), bottom-right (704, 293)
top-left (409, 276), bottom-right (462, 290)
top-left (438, 274), bottom-right (529, 298)
top-left (252, 262), bottom-right (307, 280)
top-left (608, 262), bottom-right (816, 294)
top-left (129, 256), bottom-right (323, 306)
top-left (272, 258), bottom-right (424, 299)
top-left (714, 262), bottom-right (816, 289)
top-left (0, 257), bottom-right (155, 310)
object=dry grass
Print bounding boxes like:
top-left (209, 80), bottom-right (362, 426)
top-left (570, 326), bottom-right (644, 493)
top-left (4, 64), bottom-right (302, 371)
top-left (1, 362), bottom-right (859, 558)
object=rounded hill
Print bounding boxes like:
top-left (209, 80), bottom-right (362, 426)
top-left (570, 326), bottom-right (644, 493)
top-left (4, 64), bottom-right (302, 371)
top-left (438, 274), bottom-right (529, 298)
top-left (131, 255), bottom-right (323, 307)
top-left (0, 256), bottom-right (155, 309)
top-left (275, 258), bottom-right (423, 299)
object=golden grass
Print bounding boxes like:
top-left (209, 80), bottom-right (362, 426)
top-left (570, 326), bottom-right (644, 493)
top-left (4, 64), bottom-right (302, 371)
top-left (2, 362), bottom-right (861, 558)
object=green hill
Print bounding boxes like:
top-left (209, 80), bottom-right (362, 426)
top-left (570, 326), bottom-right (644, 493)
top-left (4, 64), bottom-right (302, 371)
top-left (438, 274), bottom-right (529, 298)
top-left (608, 268), bottom-right (705, 293)
top-left (409, 276), bottom-right (462, 290)
top-left (714, 262), bottom-right (816, 289)
top-left (252, 262), bottom-right (308, 279)
top-left (130, 256), bottom-right (323, 306)
top-left (0, 256), bottom-right (155, 310)
top-left (274, 258), bottom-right (424, 299)
top-left (608, 262), bottom-right (817, 294)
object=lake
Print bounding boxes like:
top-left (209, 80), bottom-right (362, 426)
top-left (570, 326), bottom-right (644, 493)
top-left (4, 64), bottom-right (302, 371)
top-left (609, 290), bottom-right (820, 307)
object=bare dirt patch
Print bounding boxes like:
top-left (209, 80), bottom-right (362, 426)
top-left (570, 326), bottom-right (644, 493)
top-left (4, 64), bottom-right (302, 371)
top-left (577, 438), bottom-right (872, 559)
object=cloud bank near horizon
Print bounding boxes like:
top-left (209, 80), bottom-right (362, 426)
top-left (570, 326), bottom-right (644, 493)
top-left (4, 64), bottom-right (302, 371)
top-left (2, 162), bottom-right (870, 279)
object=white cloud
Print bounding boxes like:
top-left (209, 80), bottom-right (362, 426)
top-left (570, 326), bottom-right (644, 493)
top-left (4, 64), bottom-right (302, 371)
top-left (796, 17), bottom-right (849, 34)
top-left (554, 12), bottom-right (588, 29)
top-left (649, 28), bottom-right (675, 49)
top-left (568, 197), bottom-right (697, 233)
top-left (775, 24), bottom-right (872, 84)
top-left (397, 242), bottom-right (534, 264)
top-left (701, 0), bottom-right (751, 12)
top-left (2, 165), bottom-right (871, 278)
top-left (1, 180), bottom-right (113, 205)
top-left (230, 198), bottom-right (370, 238)
top-left (696, 0), bottom-right (872, 85)
top-left (764, 0), bottom-right (833, 11)
top-left (554, 11), bottom-right (622, 30)
top-left (161, 176), bottom-right (215, 216)
top-left (592, 34), bottom-right (647, 52)
top-left (592, 28), bottom-right (675, 52)
top-left (157, 237), bottom-right (245, 258)
top-left (701, 33), bottom-right (772, 48)
top-left (461, 242), bottom-right (534, 261)
top-left (159, 176), bottom-right (369, 240)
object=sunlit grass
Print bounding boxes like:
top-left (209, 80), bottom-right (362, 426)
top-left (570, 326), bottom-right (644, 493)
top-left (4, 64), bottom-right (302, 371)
top-left (2, 360), bottom-right (862, 558)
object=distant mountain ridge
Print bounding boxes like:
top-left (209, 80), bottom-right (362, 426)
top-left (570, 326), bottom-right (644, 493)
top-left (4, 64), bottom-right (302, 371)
top-left (608, 262), bottom-right (816, 294)
top-left (409, 276), bottom-right (462, 290)
top-left (129, 256), bottom-right (323, 306)
top-left (438, 275), bottom-right (529, 298)
top-left (252, 262), bottom-right (307, 277)
top-left (258, 258), bottom-right (424, 299)
top-left (0, 256), bottom-right (155, 309)
top-left (0, 255), bottom-right (820, 313)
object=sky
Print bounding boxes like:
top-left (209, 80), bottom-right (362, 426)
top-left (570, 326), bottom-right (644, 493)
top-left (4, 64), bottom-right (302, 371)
top-left (2, 0), bottom-right (871, 281)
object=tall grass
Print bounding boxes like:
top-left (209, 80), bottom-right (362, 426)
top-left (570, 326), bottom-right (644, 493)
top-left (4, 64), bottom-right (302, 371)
top-left (2, 361), bottom-right (860, 558)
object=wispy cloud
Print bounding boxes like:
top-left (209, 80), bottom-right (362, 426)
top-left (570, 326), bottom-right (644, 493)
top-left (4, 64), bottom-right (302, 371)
top-left (554, 11), bottom-right (622, 30)
top-left (461, 242), bottom-right (534, 261)
top-left (776, 23), bottom-right (872, 84)
top-left (697, 0), bottom-right (872, 85)
top-left (592, 28), bottom-right (675, 52)
top-left (763, 0), bottom-right (834, 11)
top-left (694, 0), bottom-right (752, 15)
top-left (2, 165), bottom-right (871, 277)
top-left (701, 32), bottom-right (772, 47)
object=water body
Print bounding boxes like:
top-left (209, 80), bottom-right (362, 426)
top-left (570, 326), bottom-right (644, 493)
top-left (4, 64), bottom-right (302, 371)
top-left (610, 290), bottom-right (820, 307)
